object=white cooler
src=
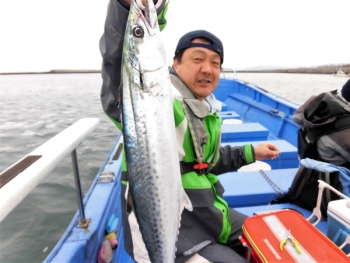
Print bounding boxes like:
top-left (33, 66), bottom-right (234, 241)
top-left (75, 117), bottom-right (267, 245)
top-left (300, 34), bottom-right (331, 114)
top-left (327, 199), bottom-right (350, 254)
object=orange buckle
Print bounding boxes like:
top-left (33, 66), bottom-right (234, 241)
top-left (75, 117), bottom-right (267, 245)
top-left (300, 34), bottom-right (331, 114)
top-left (193, 162), bottom-right (209, 175)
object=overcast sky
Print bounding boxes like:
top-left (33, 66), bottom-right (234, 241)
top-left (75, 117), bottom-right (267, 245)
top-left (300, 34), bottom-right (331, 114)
top-left (0, 0), bottom-right (349, 73)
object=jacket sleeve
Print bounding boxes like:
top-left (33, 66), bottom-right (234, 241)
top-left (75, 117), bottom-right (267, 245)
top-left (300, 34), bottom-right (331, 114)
top-left (99, 0), bottom-right (169, 129)
top-left (210, 145), bottom-right (255, 175)
top-left (99, 0), bottom-right (130, 129)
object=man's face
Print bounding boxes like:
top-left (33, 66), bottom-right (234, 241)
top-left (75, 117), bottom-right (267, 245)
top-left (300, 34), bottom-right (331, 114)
top-left (173, 38), bottom-right (221, 101)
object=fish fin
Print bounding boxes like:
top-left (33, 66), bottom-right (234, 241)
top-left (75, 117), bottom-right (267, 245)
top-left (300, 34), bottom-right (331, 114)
top-left (182, 189), bottom-right (193, 212)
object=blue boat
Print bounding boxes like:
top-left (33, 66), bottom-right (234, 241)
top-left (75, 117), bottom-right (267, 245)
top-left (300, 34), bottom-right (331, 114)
top-left (0, 76), bottom-right (344, 262)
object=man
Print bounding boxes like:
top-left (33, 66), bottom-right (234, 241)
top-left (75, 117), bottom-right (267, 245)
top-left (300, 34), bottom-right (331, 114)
top-left (293, 79), bottom-right (350, 168)
top-left (100, 1), bottom-right (280, 262)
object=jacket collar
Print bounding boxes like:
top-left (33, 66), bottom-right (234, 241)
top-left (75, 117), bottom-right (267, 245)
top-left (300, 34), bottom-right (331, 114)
top-left (169, 67), bottom-right (210, 118)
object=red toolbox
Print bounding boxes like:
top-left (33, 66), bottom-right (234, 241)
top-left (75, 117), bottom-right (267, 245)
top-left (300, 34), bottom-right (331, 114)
top-left (240, 210), bottom-right (350, 262)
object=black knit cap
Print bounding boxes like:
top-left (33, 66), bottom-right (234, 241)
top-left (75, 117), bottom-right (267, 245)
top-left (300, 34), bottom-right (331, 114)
top-left (175, 30), bottom-right (224, 64)
top-left (341, 79), bottom-right (350, 102)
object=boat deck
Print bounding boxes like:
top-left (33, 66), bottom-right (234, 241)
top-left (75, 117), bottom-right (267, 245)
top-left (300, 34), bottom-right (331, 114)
top-left (217, 105), bottom-right (327, 231)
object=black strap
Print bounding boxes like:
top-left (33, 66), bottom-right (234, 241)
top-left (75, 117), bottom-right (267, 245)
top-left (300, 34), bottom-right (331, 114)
top-left (179, 161), bottom-right (209, 175)
top-left (304, 114), bottom-right (350, 144)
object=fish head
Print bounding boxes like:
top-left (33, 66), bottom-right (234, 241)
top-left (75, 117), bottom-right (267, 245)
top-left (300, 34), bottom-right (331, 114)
top-left (124, 0), bottom-right (166, 75)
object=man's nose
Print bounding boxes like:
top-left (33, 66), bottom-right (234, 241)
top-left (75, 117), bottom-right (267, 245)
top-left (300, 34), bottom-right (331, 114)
top-left (200, 61), bottom-right (212, 74)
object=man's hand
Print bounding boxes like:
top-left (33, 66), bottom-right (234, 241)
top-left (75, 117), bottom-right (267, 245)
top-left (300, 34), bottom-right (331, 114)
top-left (254, 142), bottom-right (280, 161)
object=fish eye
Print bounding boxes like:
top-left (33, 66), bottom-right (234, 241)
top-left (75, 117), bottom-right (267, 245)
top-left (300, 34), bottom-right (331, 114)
top-left (133, 26), bottom-right (144, 38)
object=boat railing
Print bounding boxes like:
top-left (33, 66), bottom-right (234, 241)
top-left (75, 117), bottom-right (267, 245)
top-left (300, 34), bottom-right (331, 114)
top-left (221, 68), bottom-right (238, 79)
top-left (0, 118), bottom-right (100, 224)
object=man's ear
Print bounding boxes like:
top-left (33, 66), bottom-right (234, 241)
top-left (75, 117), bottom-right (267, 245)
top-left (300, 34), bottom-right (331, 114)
top-left (173, 59), bottom-right (178, 69)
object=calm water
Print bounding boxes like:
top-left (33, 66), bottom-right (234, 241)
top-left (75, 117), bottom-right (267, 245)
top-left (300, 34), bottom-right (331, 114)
top-left (0, 73), bottom-right (348, 263)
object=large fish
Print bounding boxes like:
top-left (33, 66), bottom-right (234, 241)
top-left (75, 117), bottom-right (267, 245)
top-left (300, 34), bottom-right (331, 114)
top-left (121, 0), bottom-right (192, 262)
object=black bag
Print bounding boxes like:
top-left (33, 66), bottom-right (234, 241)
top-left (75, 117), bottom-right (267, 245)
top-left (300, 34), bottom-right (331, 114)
top-left (297, 128), bottom-right (319, 160)
top-left (297, 115), bottom-right (350, 161)
top-left (273, 166), bottom-right (343, 218)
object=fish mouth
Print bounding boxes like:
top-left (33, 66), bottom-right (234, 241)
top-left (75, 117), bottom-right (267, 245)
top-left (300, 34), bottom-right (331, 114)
top-left (135, 0), bottom-right (163, 11)
top-left (132, 0), bottom-right (158, 29)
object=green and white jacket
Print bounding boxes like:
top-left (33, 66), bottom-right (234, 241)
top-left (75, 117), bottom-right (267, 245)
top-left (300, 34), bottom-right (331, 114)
top-left (168, 69), bottom-right (254, 258)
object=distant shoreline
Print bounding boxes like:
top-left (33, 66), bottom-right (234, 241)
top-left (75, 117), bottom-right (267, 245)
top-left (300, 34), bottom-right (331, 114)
top-left (0, 69), bottom-right (101, 75)
top-left (224, 63), bottom-right (350, 75)
top-left (1, 64), bottom-right (349, 75)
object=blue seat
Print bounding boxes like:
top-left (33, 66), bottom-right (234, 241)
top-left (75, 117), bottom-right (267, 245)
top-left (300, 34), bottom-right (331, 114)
top-left (221, 123), bottom-right (269, 142)
top-left (220, 168), bottom-right (298, 208)
top-left (222, 140), bottom-right (299, 169)
top-left (221, 102), bottom-right (228, 111)
top-left (218, 111), bottom-right (240, 121)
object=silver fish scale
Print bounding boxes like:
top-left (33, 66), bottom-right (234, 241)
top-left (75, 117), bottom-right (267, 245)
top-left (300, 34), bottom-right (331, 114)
top-left (122, 1), bottom-right (184, 262)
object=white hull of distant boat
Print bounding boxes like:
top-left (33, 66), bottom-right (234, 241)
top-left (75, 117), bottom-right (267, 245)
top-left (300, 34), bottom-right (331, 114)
top-left (334, 69), bottom-right (350, 77)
